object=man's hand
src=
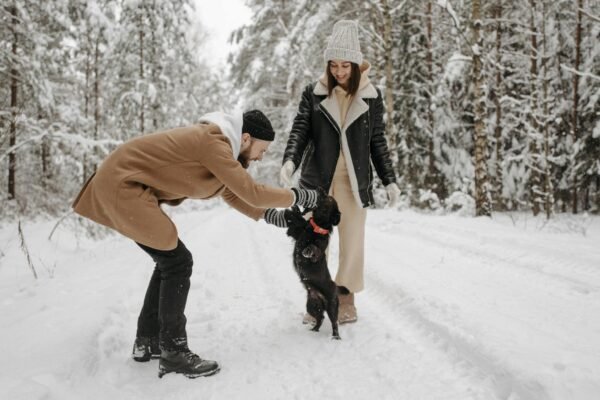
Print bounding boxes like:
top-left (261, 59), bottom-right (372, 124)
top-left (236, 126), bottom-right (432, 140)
top-left (291, 188), bottom-right (319, 209)
top-left (280, 160), bottom-right (295, 187)
top-left (264, 208), bottom-right (296, 228)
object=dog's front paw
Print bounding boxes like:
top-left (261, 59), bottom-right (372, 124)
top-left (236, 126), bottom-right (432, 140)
top-left (284, 207), bottom-right (305, 225)
top-left (301, 244), bottom-right (323, 263)
top-left (331, 335), bottom-right (341, 340)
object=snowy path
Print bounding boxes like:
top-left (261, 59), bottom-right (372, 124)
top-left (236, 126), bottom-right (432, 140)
top-left (1, 207), bottom-right (599, 400)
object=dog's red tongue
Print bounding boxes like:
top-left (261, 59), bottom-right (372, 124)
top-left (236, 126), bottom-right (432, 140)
top-left (309, 218), bottom-right (329, 235)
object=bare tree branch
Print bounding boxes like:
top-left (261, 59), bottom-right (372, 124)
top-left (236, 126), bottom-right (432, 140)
top-left (18, 220), bottom-right (38, 280)
top-left (580, 7), bottom-right (600, 23)
top-left (560, 65), bottom-right (600, 81)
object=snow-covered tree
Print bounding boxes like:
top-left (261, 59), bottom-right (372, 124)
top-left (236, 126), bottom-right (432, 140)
top-left (0, 0), bottom-right (75, 214)
top-left (1, 0), bottom-right (598, 218)
top-left (0, 0), bottom-right (220, 218)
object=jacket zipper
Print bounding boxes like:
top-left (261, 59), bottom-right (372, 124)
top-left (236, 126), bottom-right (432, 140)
top-left (318, 104), bottom-right (341, 191)
top-left (318, 104), bottom-right (341, 135)
top-left (319, 102), bottom-right (372, 207)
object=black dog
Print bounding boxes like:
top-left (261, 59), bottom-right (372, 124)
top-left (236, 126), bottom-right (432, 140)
top-left (286, 193), bottom-right (341, 339)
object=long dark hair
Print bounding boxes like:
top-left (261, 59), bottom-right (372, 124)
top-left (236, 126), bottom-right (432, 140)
top-left (326, 62), bottom-right (361, 97)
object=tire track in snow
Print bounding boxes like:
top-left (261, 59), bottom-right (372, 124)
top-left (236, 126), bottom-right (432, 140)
top-left (364, 272), bottom-right (550, 400)
top-left (245, 216), bottom-right (502, 399)
top-left (372, 219), bottom-right (600, 298)
top-left (364, 212), bottom-right (600, 400)
top-left (392, 214), bottom-right (599, 277)
top-left (191, 211), bottom-right (496, 399)
top-left (399, 217), bottom-right (600, 287)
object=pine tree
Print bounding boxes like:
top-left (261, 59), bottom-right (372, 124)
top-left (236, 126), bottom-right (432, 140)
top-left (0, 0), bottom-right (73, 213)
top-left (571, 0), bottom-right (600, 212)
top-left (0, 0), bottom-right (217, 217)
top-left (110, 0), bottom-right (199, 138)
top-left (68, 0), bottom-right (116, 180)
top-left (393, 0), bottom-right (441, 204)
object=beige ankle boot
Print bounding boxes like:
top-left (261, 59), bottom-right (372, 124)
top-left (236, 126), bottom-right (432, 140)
top-left (338, 293), bottom-right (357, 324)
top-left (302, 293), bottom-right (358, 325)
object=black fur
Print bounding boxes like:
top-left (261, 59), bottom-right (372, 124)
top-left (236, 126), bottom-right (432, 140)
top-left (286, 191), bottom-right (341, 340)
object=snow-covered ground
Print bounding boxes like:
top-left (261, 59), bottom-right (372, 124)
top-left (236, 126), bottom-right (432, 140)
top-left (1, 205), bottom-right (599, 400)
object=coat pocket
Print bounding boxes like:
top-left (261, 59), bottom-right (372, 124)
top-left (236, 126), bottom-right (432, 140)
top-left (139, 185), bottom-right (157, 203)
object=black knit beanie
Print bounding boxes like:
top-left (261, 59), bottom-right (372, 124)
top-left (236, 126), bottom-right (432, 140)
top-left (242, 110), bottom-right (275, 141)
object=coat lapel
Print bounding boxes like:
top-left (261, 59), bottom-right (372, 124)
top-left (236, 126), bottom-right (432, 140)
top-left (343, 97), bottom-right (369, 132)
top-left (320, 94), bottom-right (342, 132)
top-left (313, 80), bottom-right (377, 132)
top-left (309, 67), bottom-right (380, 207)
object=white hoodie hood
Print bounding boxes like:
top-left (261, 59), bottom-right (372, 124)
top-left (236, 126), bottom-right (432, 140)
top-left (198, 111), bottom-right (243, 158)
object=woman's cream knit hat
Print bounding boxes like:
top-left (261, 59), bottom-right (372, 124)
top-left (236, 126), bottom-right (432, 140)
top-left (323, 20), bottom-right (363, 65)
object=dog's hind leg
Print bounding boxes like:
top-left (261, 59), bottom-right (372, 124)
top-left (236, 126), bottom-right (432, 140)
top-left (306, 285), bottom-right (325, 332)
top-left (325, 283), bottom-right (341, 340)
top-left (311, 314), bottom-right (324, 332)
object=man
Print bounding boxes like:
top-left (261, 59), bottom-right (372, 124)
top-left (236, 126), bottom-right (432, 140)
top-left (72, 110), bottom-right (318, 379)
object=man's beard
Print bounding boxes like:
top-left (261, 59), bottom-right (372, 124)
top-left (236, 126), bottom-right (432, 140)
top-left (237, 151), bottom-right (250, 169)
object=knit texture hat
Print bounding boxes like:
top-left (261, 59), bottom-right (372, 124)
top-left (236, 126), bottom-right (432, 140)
top-left (242, 110), bottom-right (275, 141)
top-left (323, 20), bottom-right (363, 65)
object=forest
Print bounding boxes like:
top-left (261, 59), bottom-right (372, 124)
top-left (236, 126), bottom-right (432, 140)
top-left (1, 0), bottom-right (599, 219)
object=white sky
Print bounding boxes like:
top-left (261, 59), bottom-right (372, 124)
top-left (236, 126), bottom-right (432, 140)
top-left (193, 0), bottom-right (252, 67)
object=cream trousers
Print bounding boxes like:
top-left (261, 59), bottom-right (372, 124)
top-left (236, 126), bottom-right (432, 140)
top-left (329, 152), bottom-right (367, 293)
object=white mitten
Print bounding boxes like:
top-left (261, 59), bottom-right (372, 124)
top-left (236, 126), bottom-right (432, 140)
top-left (385, 183), bottom-right (401, 208)
top-left (280, 160), bottom-right (295, 187)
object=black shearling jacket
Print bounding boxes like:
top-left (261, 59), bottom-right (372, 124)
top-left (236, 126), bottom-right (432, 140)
top-left (283, 80), bottom-right (396, 208)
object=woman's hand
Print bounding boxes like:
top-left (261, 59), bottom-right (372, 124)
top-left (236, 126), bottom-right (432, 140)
top-left (385, 183), bottom-right (400, 208)
top-left (280, 160), bottom-right (295, 187)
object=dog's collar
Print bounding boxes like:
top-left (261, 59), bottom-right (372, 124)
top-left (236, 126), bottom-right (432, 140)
top-left (309, 218), bottom-right (329, 235)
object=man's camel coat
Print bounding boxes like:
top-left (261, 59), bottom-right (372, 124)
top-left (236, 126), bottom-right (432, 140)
top-left (72, 123), bottom-right (293, 250)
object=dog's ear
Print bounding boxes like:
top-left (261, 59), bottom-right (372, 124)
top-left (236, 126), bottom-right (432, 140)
top-left (317, 187), bottom-right (328, 200)
top-left (331, 210), bottom-right (341, 226)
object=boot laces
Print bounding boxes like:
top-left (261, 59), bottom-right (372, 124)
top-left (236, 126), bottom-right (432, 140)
top-left (182, 348), bottom-right (201, 362)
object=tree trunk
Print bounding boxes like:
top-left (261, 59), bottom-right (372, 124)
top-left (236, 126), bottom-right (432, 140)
top-left (529, 0), bottom-right (542, 216)
top-left (150, 1), bottom-right (159, 130)
top-left (424, 0), bottom-right (440, 195)
top-left (8, 4), bottom-right (18, 200)
top-left (83, 28), bottom-right (91, 183)
top-left (139, 11), bottom-right (145, 134)
top-left (380, 0), bottom-right (396, 168)
top-left (541, 1), bottom-right (554, 219)
top-left (553, 5), bottom-right (568, 212)
top-left (40, 108), bottom-right (50, 188)
top-left (492, 1), bottom-right (504, 211)
top-left (471, 0), bottom-right (491, 216)
top-left (93, 33), bottom-right (100, 173)
top-left (41, 137), bottom-right (50, 187)
top-left (572, 0), bottom-right (583, 213)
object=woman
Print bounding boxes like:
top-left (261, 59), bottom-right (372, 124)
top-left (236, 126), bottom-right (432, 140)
top-left (280, 20), bottom-right (400, 324)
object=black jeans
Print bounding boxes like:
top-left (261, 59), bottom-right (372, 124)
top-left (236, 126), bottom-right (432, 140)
top-left (136, 239), bottom-right (193, 351)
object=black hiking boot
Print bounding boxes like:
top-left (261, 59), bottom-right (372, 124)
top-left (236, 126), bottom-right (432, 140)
top-left (158, 348), bottom-right (220, 379)
top-left (132, 336), bottom-right (161, 362)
